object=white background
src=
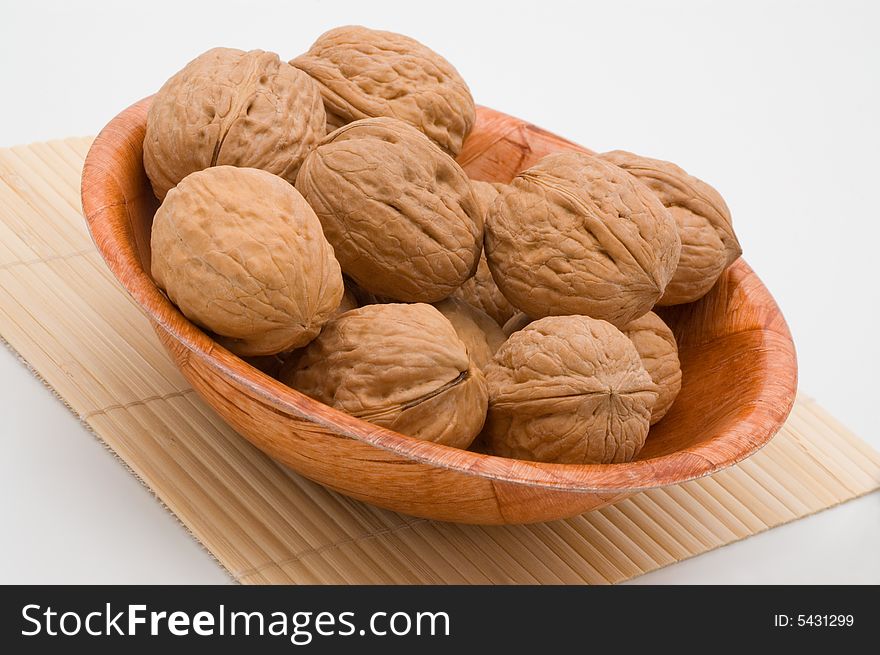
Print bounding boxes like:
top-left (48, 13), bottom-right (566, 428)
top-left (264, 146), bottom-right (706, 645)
top-left (0, 0), bottom-right (877, 583)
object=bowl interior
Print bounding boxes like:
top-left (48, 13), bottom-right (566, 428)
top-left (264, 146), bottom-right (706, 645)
top-left (82, 98), bottom-right (798, 493)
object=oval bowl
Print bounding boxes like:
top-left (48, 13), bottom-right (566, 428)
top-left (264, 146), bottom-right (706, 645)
top-left (81, 98), bottom-right (797, 524)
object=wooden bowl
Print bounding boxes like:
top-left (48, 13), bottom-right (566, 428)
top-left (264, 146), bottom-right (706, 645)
top-left (81, 98), bottom-right (797, 524)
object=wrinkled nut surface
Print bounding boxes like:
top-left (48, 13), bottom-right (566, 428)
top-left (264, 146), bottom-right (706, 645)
top-left (296, 117), bottom-right (482, 302)
top-left (621, 311), bottom-right (682, 424)
top-left (452, 181), bottom-right (518, 326)
top-left (485, 315), bottom-right (657, 464)
top-left (282, 303), bottom-right (488, 449)
top-left (455, 254), bottom-right (518, 326)
top-left (600, 150), bottom-right (741, 305)
top-left (291, 25), bottom-right (475, 155)
top-left (434, 298), bottom-right (506, 370)
top-left (144, 47), bottom-right (326, 200)
top-left (151, 166), bottom-right (343, 356)
top-left (485, 151), bottom-right (681, 327)
top-left (470, 179), bottom-right (506, 216)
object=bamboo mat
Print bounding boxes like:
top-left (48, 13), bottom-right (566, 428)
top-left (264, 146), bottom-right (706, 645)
top-left (1, 138), bottom-right (879, 584)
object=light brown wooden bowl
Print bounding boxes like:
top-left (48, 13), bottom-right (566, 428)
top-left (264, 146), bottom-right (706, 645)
top-left (81, 97), bottom-right (797, 524)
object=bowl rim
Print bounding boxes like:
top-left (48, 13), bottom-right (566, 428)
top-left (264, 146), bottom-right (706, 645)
top-left (81, 96), bottom-right (798, 494)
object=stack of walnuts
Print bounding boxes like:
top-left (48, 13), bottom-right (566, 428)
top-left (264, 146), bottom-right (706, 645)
top-left (145, 26), bottom-right (741, 465)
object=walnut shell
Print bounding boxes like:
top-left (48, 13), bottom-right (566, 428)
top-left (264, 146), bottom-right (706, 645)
top-left (295, 117), bottom-right (482, 302)
top-left (600, 150), bottom-right (741, 305)
top-left (452, 181), bottom-right (518, 326)
top-left (282, 303), bottom-right (488, 449)
top-left (150, 166), bottom-right (343, 356)
top-left (333, 286), bottom-right (360, 318)
top-left (144, 47), bottom-right (326, 200)
top-left (502, 312), bottom-right (532, 337)
top-left (434, 298), bottom-right (506, 370)
top-left (470, 179), bottom-right (507, 215)
top-left (341, 276), bottom-right (387, 307)
top-left (485, 152), bottom-right (681, 328)
top-left (485, 315), bottom-right (657, 464)
top-left (291, 25), bottom-right (475, 155)
top-left (621, 311), bottom-right (682, 424)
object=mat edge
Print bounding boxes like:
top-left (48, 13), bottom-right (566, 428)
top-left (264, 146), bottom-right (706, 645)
top-left (0, 333), bottom-right (239, 585)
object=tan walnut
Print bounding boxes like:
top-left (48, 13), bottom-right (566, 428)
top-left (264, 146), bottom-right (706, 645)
top-left (485, 315), bottom-right (657, 464)
top-left (502, 312), bottom-right (532, 337)
top-left (291, 25), bottom-right (475, 156)
top-left (485, 151), bottom-right (681, 328)
top-left (341, 277), bottom-right (388, 307)
top-left (295, 117), bottom-right (483, 303)
top-left (434, 297), bottom-right (506, 370)
top-left (452, 181), bottom-right (518, 326)
top-left (150, 166), bottom-right (343, 356)
top-left (621, 311), bottom-right (682, 424)
top-left (600, 150), bottom-right (741, 305)
top-left (144, 47), bottom-right (326, 200)
top-left (282, 303), bottom-right (488, 449)
top-left (332, 285), bottom-right (360, 318)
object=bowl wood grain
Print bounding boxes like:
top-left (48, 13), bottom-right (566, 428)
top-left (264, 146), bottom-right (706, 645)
top-left (81, 98), bottom-right (797, 524)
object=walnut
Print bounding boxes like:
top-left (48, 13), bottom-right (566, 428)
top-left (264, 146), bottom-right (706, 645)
top-left (502, 312), bottom-right (532, 337)
top-left (621, 311), bottom-right (681, 424)
top-left (150, 166), bottom-right (343, 356)
top-left (341, 277), bottom-right (386, 307)
top-left (291, 25), bottom-right (475, 155)
top-left (434, 298), bottom-right (506, 370)
top-left (281, 303), bottom-right (488, 449)
top-left (333, 286), bottom-right (360, 318)
top-left (470, 179), bottom-right (507, 214)
top-left (452, 181), bottom-right (518, 326)
top-left (600, 150), bottom-right (741, 305)
top-left (485, 315), bottom-right (657, 464)
top-left (295, 117), bottom-right (482, 302)
top-left (485, 151), bottom-right (681, 328)
top-left (144, 47), bottom-right (325, 200)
